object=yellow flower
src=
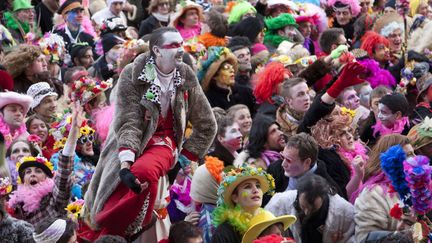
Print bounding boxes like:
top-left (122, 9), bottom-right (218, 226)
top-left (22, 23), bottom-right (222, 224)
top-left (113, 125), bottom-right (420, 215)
top-left (66, 203), bottom-right (83, 219)
top-left (80, 127), bottom-right (90, 136)
top-left (341, 107), bottom-right (356, 119)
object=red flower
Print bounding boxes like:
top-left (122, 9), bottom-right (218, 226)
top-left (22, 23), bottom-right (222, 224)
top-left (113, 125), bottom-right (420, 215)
top-left (388, 184), bottom-right (396, 193)
top-left (184, 91), bottom-right (188, 101)
top-left (389, 203), bottom-right (402, 220)
top-left (100, 83), bottom-right (108, 89)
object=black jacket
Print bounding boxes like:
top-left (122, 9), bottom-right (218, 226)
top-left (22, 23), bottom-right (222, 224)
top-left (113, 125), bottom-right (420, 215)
top-left (317, 148), bottom-right (349, 200)
top-left (35, 2), bottom-right (54, 33)
top-left (205, 82), bottom-right (255, 110)
top-left (212, 222), bottom-right (241, 243)
top-left (208, 141), bottom-right (235, 167)
top-left (138, 15), bottom-right (169, 37)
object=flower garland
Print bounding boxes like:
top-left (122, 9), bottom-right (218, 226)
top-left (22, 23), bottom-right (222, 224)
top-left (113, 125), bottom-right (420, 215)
top-left (372, 116), bottom-right (409, 137)
top-left (403, 156), bottom-right (432, 215)
top-left (70, 76), bottom-right (113, 104)
top-left (212, 204), bottom-right (264, 235)
top-left (50, 113), bottom-right (93, 150)
top-left (16, 156), bottom-right (54, 175)
top-left (0, 116), bottom-right (27, 148)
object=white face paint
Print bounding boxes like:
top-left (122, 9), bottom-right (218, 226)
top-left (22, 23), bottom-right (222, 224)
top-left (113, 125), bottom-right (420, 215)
top-left (219, 122), bottom-right (243, 152)
top-left (377, 103), bottom-right (397, 127)
top-left (154, 32), bottom-right (184, 72)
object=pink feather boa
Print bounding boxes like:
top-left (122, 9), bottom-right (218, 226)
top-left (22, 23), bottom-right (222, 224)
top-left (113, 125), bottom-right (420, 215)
top-left (8, 178), bottom-right (54, 214)
top-left (337, 141), bottom-right (369, 175)
top-left (93, 104), bottom-right (114, 148)
top-left (55, 16), bottom-right (97, 38)
top-left (358, 59), bottom-right (396, 88)
top-left (372, 117), bottom-right (409, 137)
top-left (0, 116), bottom-right (27, 148)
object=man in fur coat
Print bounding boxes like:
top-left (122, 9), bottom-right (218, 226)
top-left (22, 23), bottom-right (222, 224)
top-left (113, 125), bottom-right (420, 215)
top-left (82, 27), bottom-right (217, 240)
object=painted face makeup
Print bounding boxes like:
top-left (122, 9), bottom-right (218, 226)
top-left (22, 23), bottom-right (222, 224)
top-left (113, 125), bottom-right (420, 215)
top-left (231, 179), bottom-right (263, 210)
top-left (341, 89), bottom-right (360, 110)
top-left (155, 32), bottom-right (185, 72)
top-left (220, 122), bottom-right (243, 151)
top-left (214, 62), bottom-right (235, 88)
top-left (377, 103), bottom-right (397, 127)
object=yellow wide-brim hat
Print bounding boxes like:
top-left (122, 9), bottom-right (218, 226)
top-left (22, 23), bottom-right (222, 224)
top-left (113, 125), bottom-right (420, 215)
top-left (242, 210), bottom-right (297, 243)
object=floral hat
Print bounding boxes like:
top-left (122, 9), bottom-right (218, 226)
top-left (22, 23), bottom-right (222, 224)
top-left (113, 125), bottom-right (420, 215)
top-left (70, 76), bottom-right (113, 104)
top-left (16, 156), bottom-right (54, 182)
top-left (217, 166), bottom-right (275, 207)
top-left (50, 113), bottom-right (95, 150)
top-left (38, 32), bottom-right (66, 64)
top-left (408, 117), bottom-right (432, 151)
top-left (0, 177), bottom-right (12, 196)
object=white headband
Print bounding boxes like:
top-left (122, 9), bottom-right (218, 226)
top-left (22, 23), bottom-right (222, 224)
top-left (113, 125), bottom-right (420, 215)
top-left (33, 219), bottom-right (67, 243)
top-left (380, 21), bottom-right (404, 37)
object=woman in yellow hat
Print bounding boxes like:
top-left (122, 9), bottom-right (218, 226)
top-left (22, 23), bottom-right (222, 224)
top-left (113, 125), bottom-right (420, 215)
top-left (212, 165), bottom-right (288, 243)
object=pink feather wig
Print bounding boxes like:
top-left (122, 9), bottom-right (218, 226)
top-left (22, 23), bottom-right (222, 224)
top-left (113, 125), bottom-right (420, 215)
top-left (93, 104), bottom-right (115, 147)
top-left (358, 58), bottom-right (396, 88)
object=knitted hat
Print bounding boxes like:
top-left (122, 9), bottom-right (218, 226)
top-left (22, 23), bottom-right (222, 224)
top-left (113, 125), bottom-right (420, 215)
top-left (190, 156), bottom-right (224, 205)
top-left (231, 17), bottom-right (264, 43)
top-left (57, 0), bottom-right (84, 15)
top-left (100, 16), bottom-right (127, 35)
top-left (101, 33), bottom-right (124, 54)
top-left (170, 1), bottom-right (204, 28)
top-left (227, 36), bottom-right (251, 52)
top-left (13, 0), bottom-right (33, 11)
top-left (265, 13), bottom-right (298, 31)
top-left (379, 93), bottom-right (409, 116)
top-left (373, 13), bottom-right (404, 38)
top-left (217, 166), bottom-right (275, 207)
top-left (327, 0), bottom-right (361, 17)
top-left (242, 210), bottom-right (296, 243)
top-left (197, 46), bottom-right (238, 92)
top-left (0, 70), bottom-right (14, 91)
top-left (26, 82), bottom-right (58, 109)
top-left (38, 33), bottom-right (66, 64)
top-left (227, 1), bottom-right (256, 25)
top-left (0, 92), bottom-right (33, 115)
top-left (17, 156), bottom-right (54, 182)
top-left (70, 76), bottom-right (113, 104)
top-left (251, 43), bottom-right (268, 55)
top-left (408, 117), bottom-right (432, 150)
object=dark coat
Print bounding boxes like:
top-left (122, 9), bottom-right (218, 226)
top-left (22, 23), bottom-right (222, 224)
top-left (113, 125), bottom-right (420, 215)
top-left (35, 2), bottom-right (54, 33)
top-left (212, 222), bottom-right (242, 243)
top-left (205, 82), bottom-right (255, 111)
top-left (360, 118), bottom-right (410, 147)
top-left (138, 14), bottom-right (169, 37)
top-left (411, 103), bottom-right (432, 125)
top-left (208, 141), bottom-right (235, 167)
top-left (297, 94), bottom-right (335, 134)
top-left (318, 148), bottom-right (349, 200)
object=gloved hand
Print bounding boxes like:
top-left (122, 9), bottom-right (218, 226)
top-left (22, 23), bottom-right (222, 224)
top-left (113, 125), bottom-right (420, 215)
top-left (330, 45), bottom-right (349, 59)
top-left (119, 168), bottom-right (147, 194)
top-left (327, 62), bottom-right (367, 98)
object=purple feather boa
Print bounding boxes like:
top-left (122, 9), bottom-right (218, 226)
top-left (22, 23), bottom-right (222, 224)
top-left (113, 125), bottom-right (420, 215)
top-left (358, 59), bottom-right (396, 88)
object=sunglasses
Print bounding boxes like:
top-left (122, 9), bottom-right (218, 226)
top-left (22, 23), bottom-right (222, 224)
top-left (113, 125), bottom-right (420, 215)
top-left (78, 134), bottom-right (94, 144)
top-left (160, 42), bottom-right (183, 49)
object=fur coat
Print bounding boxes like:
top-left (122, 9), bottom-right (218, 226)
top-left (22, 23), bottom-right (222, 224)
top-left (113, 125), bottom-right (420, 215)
top-left (0, 215), bottom-right (35, 243)
top-left (83, 52), bottom-right (217, 229)
top-left (265, 190), bottom-right (356, 243)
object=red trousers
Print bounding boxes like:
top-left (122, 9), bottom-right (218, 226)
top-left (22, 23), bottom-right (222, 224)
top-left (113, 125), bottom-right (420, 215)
top-left (95, 145), bottom-right (175, 236)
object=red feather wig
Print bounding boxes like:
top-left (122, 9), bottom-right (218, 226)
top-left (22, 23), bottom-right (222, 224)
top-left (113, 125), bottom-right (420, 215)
top-left (253, 62), bottom-right (291, 104)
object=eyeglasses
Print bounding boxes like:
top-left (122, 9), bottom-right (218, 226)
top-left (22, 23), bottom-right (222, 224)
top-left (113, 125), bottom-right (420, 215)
top-left (160, 42), bottom-right (183, 49)
top-left (78, 134), bottom-right (94, 144)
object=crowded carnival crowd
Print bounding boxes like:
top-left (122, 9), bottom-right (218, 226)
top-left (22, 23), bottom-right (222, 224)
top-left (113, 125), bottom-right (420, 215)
top-left (3, 0), bottom-right (432, 242)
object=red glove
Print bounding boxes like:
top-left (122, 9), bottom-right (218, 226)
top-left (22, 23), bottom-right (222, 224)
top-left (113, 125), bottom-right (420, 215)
top-left (327, 62), bottom-right (368, 98)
